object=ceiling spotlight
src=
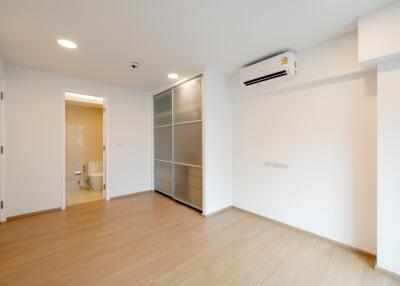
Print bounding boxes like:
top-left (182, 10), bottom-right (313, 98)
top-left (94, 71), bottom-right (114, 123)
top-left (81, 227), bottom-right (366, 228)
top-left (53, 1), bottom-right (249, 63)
top-left (168, 73), bottom-right (179, 79)
top-left (57, 39), bottom-right (77, 49)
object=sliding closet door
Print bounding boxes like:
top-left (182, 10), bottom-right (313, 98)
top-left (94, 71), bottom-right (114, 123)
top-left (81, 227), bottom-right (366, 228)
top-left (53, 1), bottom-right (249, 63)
top-left (172, 78), bottom-right (202, 209)
top-left (153, 77), bottom-right (203, 210)
top-left (153, 91), bottom-right (173, 196)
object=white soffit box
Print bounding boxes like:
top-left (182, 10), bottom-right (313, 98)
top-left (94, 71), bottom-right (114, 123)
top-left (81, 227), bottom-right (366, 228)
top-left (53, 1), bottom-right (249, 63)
top-left (65, 92), bottom-right (104, 106)
top-left (358, 1), bottom-right (400, 66)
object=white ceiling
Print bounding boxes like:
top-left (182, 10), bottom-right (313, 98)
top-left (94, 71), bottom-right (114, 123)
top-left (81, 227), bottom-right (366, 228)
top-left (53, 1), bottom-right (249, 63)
top-left (0, 0), bottom-right (393, 92)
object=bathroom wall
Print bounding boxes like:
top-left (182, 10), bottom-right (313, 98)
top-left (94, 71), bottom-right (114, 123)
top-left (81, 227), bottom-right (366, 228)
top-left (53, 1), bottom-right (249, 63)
top-left (65, 104), bottom-right (103, 191)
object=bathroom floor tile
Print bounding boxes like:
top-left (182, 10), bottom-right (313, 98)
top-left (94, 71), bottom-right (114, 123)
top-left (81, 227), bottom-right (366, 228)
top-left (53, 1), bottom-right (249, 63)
top-left (66, 189), bottom-right (104, 206)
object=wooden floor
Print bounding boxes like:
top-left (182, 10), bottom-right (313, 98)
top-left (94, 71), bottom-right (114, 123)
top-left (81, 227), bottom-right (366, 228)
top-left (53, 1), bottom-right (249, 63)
top-left (0, 192), bottom-right (398, 286)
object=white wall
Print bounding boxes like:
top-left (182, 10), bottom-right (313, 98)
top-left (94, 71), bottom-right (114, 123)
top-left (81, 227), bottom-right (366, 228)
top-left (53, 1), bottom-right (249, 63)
top-left (376, 59), bottom-right (400, 275)
top-left (202, 70), bottom-right (232, 215)
top-left (357, 2), bottom-right (400, 274)
top-left (4, 64), bottom-right (152, 217)
top-left (0, 56), bottom-right (4, 79)
top-left (359, 1), bottom-right (400, 66)
top-left (230, 33), bottom-right (377, 253)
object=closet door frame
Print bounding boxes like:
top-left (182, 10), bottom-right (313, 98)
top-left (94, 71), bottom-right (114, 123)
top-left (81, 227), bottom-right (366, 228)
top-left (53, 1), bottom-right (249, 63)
top-left (153, 75), bottom-right (203, 211)
top-left (153, 90), bottom-right (173, 197)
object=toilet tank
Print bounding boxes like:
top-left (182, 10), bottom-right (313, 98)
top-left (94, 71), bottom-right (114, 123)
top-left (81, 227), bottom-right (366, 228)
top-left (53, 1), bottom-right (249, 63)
top-left (87, 162), bottom-right (103, 175)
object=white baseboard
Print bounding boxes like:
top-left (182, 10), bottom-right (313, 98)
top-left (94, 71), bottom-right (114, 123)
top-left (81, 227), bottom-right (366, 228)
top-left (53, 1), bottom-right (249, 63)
top-left (202, 205), bottom-right (233, 218)
top-left (375, 266), bottom-right (400, 281)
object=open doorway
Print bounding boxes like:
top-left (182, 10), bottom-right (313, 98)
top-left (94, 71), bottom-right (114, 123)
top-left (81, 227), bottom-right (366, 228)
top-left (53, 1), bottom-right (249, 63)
top-left (64, 92), bottom-right (106, 206)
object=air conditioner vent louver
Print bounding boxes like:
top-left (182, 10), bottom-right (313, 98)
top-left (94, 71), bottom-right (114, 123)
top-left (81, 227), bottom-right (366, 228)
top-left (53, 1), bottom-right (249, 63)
top-left (243, 70), bottom-right (288, 86)
top-left (240, 52), bottom-right (296, 87)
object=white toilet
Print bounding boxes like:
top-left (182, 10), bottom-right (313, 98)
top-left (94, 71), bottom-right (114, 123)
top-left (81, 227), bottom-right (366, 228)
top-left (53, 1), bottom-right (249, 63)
top-left (87, 162), bottom-right (104, 191)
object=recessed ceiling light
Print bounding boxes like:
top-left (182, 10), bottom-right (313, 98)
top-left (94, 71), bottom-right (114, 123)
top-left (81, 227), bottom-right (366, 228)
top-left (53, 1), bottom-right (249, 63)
top-left (57, 39), bottom-right (77, 49)
top-left (168, 73), bottom-right (179, 79)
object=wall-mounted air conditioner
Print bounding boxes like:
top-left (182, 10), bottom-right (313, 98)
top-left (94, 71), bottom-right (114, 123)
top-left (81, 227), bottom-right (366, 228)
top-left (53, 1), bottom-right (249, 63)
top-left (240, 52), bottom-right (297, 87)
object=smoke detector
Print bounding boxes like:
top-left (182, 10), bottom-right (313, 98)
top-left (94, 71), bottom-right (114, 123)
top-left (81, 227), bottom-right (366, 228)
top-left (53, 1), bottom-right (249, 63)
top-left (130, 61), bottom-right (140, 70)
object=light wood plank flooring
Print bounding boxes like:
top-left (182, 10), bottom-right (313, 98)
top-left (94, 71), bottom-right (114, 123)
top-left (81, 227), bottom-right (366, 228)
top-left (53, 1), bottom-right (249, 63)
top-left (0, 192), bottom-right (398, 286)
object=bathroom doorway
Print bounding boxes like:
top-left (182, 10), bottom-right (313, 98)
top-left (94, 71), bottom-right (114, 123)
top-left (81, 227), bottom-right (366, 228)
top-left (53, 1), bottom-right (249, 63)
top-left (63, 92), bottom-right (107, 206)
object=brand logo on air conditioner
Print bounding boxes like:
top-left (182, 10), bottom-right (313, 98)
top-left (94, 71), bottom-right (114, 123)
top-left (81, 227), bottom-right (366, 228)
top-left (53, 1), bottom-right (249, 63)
top-left (281, 57), bottom-right (288, 65)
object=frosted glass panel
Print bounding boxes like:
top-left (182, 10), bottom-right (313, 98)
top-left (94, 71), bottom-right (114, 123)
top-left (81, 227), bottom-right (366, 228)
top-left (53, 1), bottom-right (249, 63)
top-left (154, 126), bottom-right (172, 161)
top-left (153, 76), bottom-right (203, 211)
top-left (154, 91), bottom-right (172, 126)
top-left (174, 122), bottom-right (202, 166)
top-left (173, 78), bottom-right (202, 123)
top-left (174, 164), bottom-right (202, 208)
top-left (155, 161), bottom-right (172, 196)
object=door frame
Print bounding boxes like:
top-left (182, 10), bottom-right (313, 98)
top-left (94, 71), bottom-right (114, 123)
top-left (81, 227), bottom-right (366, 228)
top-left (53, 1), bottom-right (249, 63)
top-left (0, 79), bottom-right (5, 221)
top-left (61, 90), bottom-right (110, 209)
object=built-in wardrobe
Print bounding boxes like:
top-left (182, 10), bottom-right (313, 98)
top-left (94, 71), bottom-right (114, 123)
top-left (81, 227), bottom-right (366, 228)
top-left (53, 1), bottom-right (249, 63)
top-left (153, 76), bottom-right (203, 210)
